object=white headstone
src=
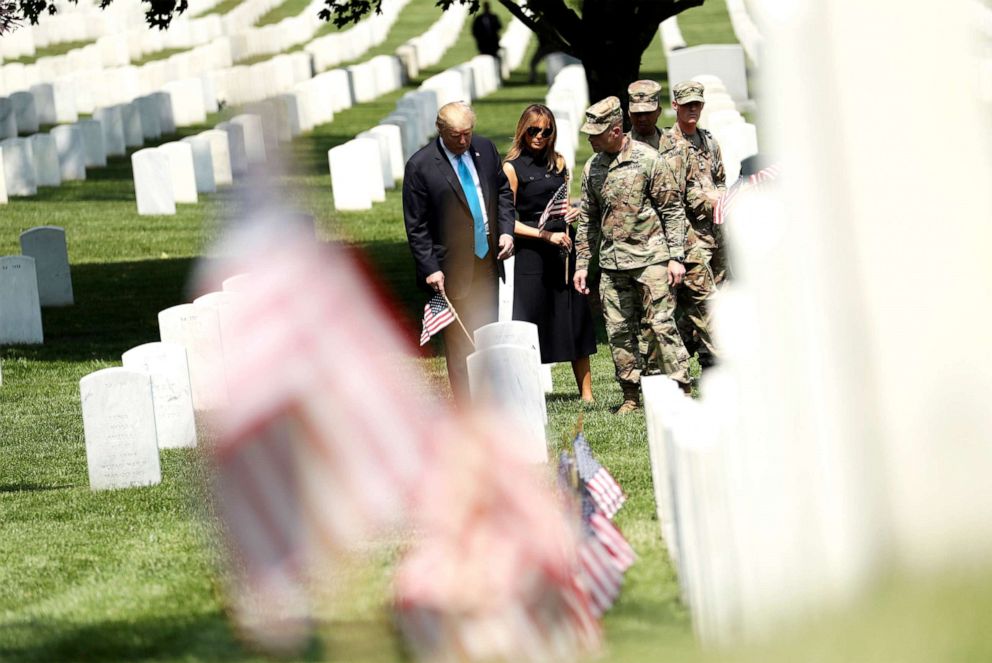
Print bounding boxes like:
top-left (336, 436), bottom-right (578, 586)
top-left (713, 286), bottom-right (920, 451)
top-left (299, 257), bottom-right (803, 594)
top-left (0, 255), bottom-right (44, 344)
top-left (467, 344), bottom-right (548, 462)
top-left (153, 91), bottom-right (177, 135)
top-left (200, 129), bottom-right (232, 186)
top-left (122, 342), bottom-right (197, 449)
top-left (29, 83), bottom-right (57, 125)
top-left (230, 114), bottom-right (266, 164)
top-left (163, 78), bottom-right (207, 127)
top-left (10, 91), bottom-right (39, 135)
top-left (215, 121), bottom-right (247, 177)
top-left (328, 141), bottom-right (371, 211)
top-left (135, 95), bottom-right (163, 140)
top-left (78, 119), bottom-right (107, 168)
top-left (93, 106), bottom-right (126, 157)
top-left (157, 141), bottom-right (198, 204)
top-left (158, 303), bottom-right (227, 411)
top-left (27, 134), bottom-right (61, 187)
top-left (181, 135), bottom-right (216, 194)
top-left (131, 148), bottom-right (176, 216)
top-left (79, 367), bottom-right (162, 491)
top-left (369, 124), bottom-right (405, 182)
top-left (221, 273), bottom-right (251, 292)
top-left (474, 320), bottom-right (553, 398)
top-left (51, 124), bottom-right (86, 181)
top-left (19, 226), bottom-right (73, 306)
top-left (0, 150), bottom-right (7, 204)
top-left (0, 98), bottom-right (17, 140)
top-left (1, 137), bottom-right (38, 196)
top-left (667, 44), bottom-right (750, 103)
top-left (120, 102), bottom-right (144, 148)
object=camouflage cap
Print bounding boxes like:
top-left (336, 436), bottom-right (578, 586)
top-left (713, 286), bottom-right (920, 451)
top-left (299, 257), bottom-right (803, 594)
top-left (628, 79), bottom-right (662, 112)
top-left (580, 96), bottom-right (622, 135)
top-left (673, 80), bottom-right (705, 105)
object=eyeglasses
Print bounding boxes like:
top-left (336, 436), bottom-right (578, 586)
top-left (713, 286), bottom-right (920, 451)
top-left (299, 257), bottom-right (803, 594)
top-left (526, 126), bottom-right (554, 138)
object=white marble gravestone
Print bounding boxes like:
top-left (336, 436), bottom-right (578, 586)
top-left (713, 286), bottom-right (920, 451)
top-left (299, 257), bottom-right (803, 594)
top-left (181, 135), bottom-right (216, 193)
top-left (641, 374), bottom-right (687, 566)
top-left (0, 256), bottom-right (44, 344)
top-left (475, 320), bottom-right (553, 398)
top-left (51, 124), bottom-right (86, 181)
top-left (215, 121), bottom-right (247, 177)
top-left (29, 83), bottom-right (56, 125)
top-left (19, 226), bottom-right (73, 306)
top-left (157, 141), bottom-right (198, 204)
top-left (1, 137), bottom-right (38, 196)
top-left (27, 134), bottom-right (61, 187)
top-left (136, 95), bottom-right (163, 140)
top-left (79, 367), bottom-right (162, 491)
top-left (467, 344), bottom-right (547, 462)
top-left (153, 91), bottom-right (177, 135)
top-left (78, 119), bottom-right (107, 168)
top-left (158, 303), bottom-right (227, 411)
top-left (94, 106), bottom-right (126, 157)
top-left (163, 78), bottom-right (207, 127)
top-left (120, 102), bottom-right (144, 148)
top-left (230, 114), bottom-right (266, 165)
top-left (131, 148), bottom-right (176, 216)
top-left (0, 151), bottom-right (7, 204)
top-left (667, 44), bottom-right (749, 103)
top-left (357, 129), bottom-right (395, 190)
top-left (368, 124), bottom-right (405, 182)
top-left (122, 342), bottom-right (197, 449)
top-left (328, 141), bottom-right (371, 211)
top-left (0, 98), bottom-right (17, 140)
top-left (200, 129), bottom-right (233, 186)
top-left (10, 91), bottom-right (39, 135)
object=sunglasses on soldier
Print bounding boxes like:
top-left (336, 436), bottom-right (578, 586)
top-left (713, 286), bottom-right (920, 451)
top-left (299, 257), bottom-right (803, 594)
top-left (526, 126), bottom-right (554, 138)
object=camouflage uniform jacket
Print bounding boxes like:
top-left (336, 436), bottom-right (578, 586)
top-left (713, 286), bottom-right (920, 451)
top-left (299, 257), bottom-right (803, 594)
top-left (575, 136), bottom-right (688, 272)
top-left (661, 124), bottom-right (726, 256)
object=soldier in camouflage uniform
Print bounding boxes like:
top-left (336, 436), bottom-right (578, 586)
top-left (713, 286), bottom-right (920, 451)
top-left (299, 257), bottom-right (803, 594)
top-left (660, 80), bottom-right (727, 366)
top-left (573, 97), bottom-right (692, 412)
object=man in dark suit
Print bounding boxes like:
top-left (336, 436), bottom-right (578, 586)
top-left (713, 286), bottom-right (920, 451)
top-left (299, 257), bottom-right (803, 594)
top-left (403, 101), bottom-right (515, 403)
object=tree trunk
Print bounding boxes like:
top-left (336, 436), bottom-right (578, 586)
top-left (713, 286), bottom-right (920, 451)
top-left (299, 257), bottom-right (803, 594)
top-left (580, 42), bottom-right (645, 125)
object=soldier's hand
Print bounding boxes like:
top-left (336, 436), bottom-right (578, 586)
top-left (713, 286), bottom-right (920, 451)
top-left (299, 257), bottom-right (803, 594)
top-left (667, 260), bottom-right (686, 287)
top-left (573, 269), bottom-right (590, 295)
top-left (426, 271), bottom-right (445, 295)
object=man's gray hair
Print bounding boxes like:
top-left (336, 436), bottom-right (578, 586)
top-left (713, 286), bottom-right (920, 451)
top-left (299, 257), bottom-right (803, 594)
top-left (436, 101), bottom-right (477, 132)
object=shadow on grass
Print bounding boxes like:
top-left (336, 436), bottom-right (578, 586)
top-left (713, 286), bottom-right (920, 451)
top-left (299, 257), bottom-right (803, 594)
top-left (7, 258), bottom-right (196, 364)
top-left (0, 483), bottom-right (76, 493)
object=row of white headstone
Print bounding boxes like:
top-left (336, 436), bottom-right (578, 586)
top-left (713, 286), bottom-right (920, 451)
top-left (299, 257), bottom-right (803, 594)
top-left (328, 54), bottom-right (505, 211)
top-left (305, 0), bottom-right (413, 74)
top-left (76, 270), bottom-right (265, 491)
top-left (0, 226), bottom-right (74, 345)
top-left (544, 62), bottom-right (589, 173)
top-left (132, 114), bottom-right (264, 215)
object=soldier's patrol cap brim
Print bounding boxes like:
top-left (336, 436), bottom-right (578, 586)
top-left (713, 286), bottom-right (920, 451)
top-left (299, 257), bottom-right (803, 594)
top-left (580, 96), bottom-right (622, 135)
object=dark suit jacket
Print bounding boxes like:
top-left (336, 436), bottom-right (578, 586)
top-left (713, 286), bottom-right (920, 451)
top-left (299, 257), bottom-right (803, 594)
top-left (402, 135), bottom-right (515, 300)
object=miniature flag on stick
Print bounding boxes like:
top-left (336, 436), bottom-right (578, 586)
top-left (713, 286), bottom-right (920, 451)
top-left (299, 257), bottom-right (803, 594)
top-left (573, 433), bottom-right (626, 520)
top-left (420, 292), bottom-right (455, 345)
top-left (537, 182), bottom-right (570, 230)
top-left (714, 163), bottom-right (781, 224)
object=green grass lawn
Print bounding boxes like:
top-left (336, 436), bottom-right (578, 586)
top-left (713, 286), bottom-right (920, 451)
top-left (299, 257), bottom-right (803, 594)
top-left (2, 40), bottom-right (95, 65)
top-left (254, 0), bottom-right (314, 27)
top-left (190, 0), bottom-right (245, 18)
top-left (3, 3), bottom-right (990, 662)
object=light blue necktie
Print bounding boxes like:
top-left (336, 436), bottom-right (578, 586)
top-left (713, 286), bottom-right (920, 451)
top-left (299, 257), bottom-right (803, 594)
top-left (455, 154), bottom-right (488, 259)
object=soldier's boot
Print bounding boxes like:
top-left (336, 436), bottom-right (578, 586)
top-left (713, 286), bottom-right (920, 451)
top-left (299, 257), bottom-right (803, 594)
top-left (614, 383), bottom-right (641, 414)
top-left (679, 381), bottom-right (693, 397)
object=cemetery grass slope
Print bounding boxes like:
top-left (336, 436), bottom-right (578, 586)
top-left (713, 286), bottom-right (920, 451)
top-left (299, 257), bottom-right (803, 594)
top-left (11, 4), bottom-right (960, 662)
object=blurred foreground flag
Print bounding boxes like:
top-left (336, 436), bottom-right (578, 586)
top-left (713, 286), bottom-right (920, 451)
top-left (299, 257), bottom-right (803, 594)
top-left (204, 227), bottom-right (438, 651)
top-left (395, 414), bottom-right (601, 663)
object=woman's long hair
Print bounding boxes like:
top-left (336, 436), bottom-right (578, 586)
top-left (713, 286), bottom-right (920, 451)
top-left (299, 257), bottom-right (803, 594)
top-left (504, 104), bottom-right (566, 174)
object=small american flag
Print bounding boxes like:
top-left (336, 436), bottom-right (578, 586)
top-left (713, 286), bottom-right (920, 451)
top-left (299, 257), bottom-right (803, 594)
top-left (537, 182), bottom-right (570, 230)
top-left (419, 292), bottom-right (455, 346)
top-left (573, 433), bottom-right (626, 520)
top-left (714, 163), bottom-right (781, 225)
top-left (587, 500), bottom-right (636, 573)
